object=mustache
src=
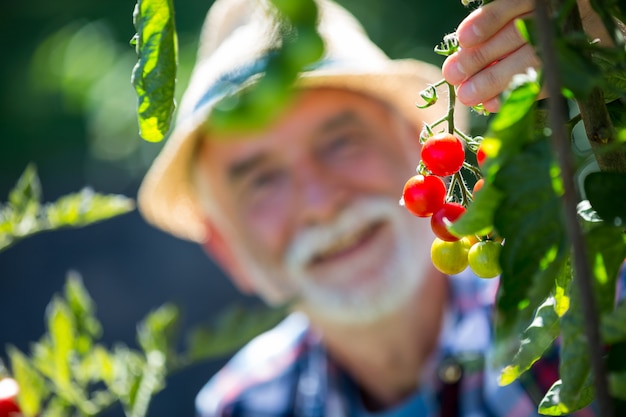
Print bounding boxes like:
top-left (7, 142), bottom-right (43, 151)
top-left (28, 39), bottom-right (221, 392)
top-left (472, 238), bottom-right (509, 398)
top-left (284, 197), bottom-right (399, 272)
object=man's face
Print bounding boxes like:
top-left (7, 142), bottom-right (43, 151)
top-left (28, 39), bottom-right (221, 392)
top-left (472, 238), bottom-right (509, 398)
top-left (196, 88), bottom-right (435, 324)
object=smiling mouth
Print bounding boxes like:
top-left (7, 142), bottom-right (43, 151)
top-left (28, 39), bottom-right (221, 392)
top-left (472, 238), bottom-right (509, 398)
top-left (309, 220), bottom-right (386, 266)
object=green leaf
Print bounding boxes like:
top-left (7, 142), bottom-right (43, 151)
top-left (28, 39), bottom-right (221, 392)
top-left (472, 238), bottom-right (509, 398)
top-left (64, 271), bottom-right (102, 344)
top-left (585, 225), bottom-right (626, 312)
top-left (46, 297), bottom-right (76, 387)
top-left (44, 187), bottom-right (134, 229)
top-left (7, 346), bottom-right (48, 417)
top-left (186, 304), bottom-right (287, 361)
top-left (1, 165), bottom-right (134, 253)
top-left (131, 0), bottom-right (177, 142)
top-left (593, 52), bottom-right (626, 102)
top-left (8, 163), bottom-right (42, 220)
top-left (553, 257), bottom-right (572, 318)
top-left (602, 301), bottom-right (626, 345)
top-left (499, 297), bottom-right (561, 386)
top-left (609, 370), bottom-right (626, 400)
top-left (449, 182), bottom-right (503, 237)
top-left (128, 351), bottom-right (166, 417)
top-left (538, 377), bottom-right (594, 415)
top-left (493, 139), bottom-right (567, 352)
top-left (136, 303), bottom-right (179, 358)
top-left (584, 172), bottom-right (626, 225)
top-left (554, 282), bottom-right (594, 412)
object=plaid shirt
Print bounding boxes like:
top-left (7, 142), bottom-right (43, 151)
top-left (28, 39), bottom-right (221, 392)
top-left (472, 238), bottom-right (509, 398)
top-left (196, 269), bottom-right (606, 417)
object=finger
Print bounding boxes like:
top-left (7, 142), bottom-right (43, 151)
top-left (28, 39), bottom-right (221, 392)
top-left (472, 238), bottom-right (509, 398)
top-left (455, 43), bottom-right (540, 107)
top-left (482, 97), bottom-right (501, 113)
top-left (443, 17), bottom-right (530, 85)
top-left (456, 0), bottom-right (533, 48)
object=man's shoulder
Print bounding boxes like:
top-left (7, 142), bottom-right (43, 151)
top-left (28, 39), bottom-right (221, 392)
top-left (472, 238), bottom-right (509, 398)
top-left (195, 312), bottom-right (312, 417)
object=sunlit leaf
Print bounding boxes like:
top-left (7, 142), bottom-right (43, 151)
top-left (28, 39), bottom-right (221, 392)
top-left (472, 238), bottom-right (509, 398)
top-left (499, 297), bottom-right (561, 386)
top-left (538, 377), bottom-right (594, 415)
top-left (8, 164), bottom-right (42, 220)
top-left (7, 346), bottom-right (48, 417)
top-left (131, 0), bottom-right (177, 142)
top-left (128, 351), bottom-right (166, 417)
top-left (47, 297), bottom-right (75, 387)
top-left (45, 187), bottom-right (134, 228)
top-left (137, 303), bottom-right (179, 359)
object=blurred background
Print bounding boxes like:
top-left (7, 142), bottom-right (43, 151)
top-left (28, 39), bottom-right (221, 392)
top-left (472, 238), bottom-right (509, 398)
top-left (0, 0), bottom-right (469, 416)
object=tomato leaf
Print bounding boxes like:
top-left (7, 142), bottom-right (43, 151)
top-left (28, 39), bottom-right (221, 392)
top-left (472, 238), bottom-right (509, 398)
top-left (64, 271), bottom-right (102, 345)
top-left (610, 371), bottom-right (626, 401)
top-left (131, 0), bottom-right (177, 142)
top-left (7, 347), bottom-right (48, 417)
top-left (551, 285), bottom-right (595, 413)
top-left (499, 297), bottom-right (561, 386)
top-left (584, 172), bottom-right (626, 225)
top-left (448, 183), bottom-right (503, 237)
top-left (185, 304), bottom-right (287, 361)
top-left (493, 139), bottom-right (567, 356)
top-left (47, 297), bottom-right (76, 387)
top-left (137, 304), bottom-right (179, 359)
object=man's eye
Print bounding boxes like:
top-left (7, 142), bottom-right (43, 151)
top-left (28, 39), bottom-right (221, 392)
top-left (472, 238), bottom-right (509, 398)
top-left (326, 134), bottom-right (360, 155)
top-left (249, 169), bottom-right (285, 190)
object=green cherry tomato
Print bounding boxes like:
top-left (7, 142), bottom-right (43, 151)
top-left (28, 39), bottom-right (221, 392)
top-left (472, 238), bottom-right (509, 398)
top-left (468, 240), bottom-right (502, 278)
top-left (430, 237), bottom-right (470, 275)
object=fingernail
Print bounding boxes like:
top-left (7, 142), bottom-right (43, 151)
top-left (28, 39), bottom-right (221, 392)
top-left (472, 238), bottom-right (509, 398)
top-left (472, 23), bottom-right (483, 38)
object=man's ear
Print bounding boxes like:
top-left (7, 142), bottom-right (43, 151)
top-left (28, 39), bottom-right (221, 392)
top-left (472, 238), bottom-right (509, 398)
top-left (200, 220), bottom-right (256, 294)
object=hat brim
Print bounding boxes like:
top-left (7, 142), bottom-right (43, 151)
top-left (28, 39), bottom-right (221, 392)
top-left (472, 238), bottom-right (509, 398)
top-left (138, 58), bottom-right (463, 242)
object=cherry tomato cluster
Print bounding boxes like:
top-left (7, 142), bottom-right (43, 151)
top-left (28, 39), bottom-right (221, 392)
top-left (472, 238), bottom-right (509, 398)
top-left (402, 134), bottom-right (502, 279)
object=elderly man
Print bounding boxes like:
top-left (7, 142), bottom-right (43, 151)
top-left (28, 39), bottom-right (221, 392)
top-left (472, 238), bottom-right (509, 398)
top-left (138, 0), bottom-right (611, 415)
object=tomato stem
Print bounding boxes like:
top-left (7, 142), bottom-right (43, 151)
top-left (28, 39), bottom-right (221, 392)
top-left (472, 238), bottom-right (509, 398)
top-left (447, 82), bottom-right (456, 135)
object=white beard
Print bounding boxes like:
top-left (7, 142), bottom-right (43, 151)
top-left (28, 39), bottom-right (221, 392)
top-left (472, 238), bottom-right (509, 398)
top-left (241, 196), bottom-right (432, 325)
top-left (289, 197), bottom-right (432, 324)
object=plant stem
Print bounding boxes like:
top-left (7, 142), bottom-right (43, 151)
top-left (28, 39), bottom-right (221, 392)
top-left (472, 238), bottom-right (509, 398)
top-left (560, 0), bottom-right (626, 172)
top-left (447, 82), bottom-right (456, 135)
top-left (535, 1), bottom-right (614, 416)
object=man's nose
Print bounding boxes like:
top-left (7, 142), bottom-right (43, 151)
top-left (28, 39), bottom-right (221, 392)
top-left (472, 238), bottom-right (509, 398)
top-left (295, 162), bottom-right (348, 225)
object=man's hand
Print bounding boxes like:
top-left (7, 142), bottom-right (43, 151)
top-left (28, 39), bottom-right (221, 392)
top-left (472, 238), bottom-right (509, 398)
top-left (442, 0), bottom-right (616, 113)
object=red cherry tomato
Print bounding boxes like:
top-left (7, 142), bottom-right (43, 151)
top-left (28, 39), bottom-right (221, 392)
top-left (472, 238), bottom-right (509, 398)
top-left (0, 378), bottom-right (21, 417)
top-left (431, 202), bottom-right (466, 241)
top-left (420, 133), bottom-right (465, 176)
top-left (402, 174), bottom-right (447, 217)
top-left (476, 143), bottom-right (487, 168)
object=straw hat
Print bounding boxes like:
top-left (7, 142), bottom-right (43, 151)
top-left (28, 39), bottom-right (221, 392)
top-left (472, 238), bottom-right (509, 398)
top-left (138, 0), bottom-right (463, 243)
